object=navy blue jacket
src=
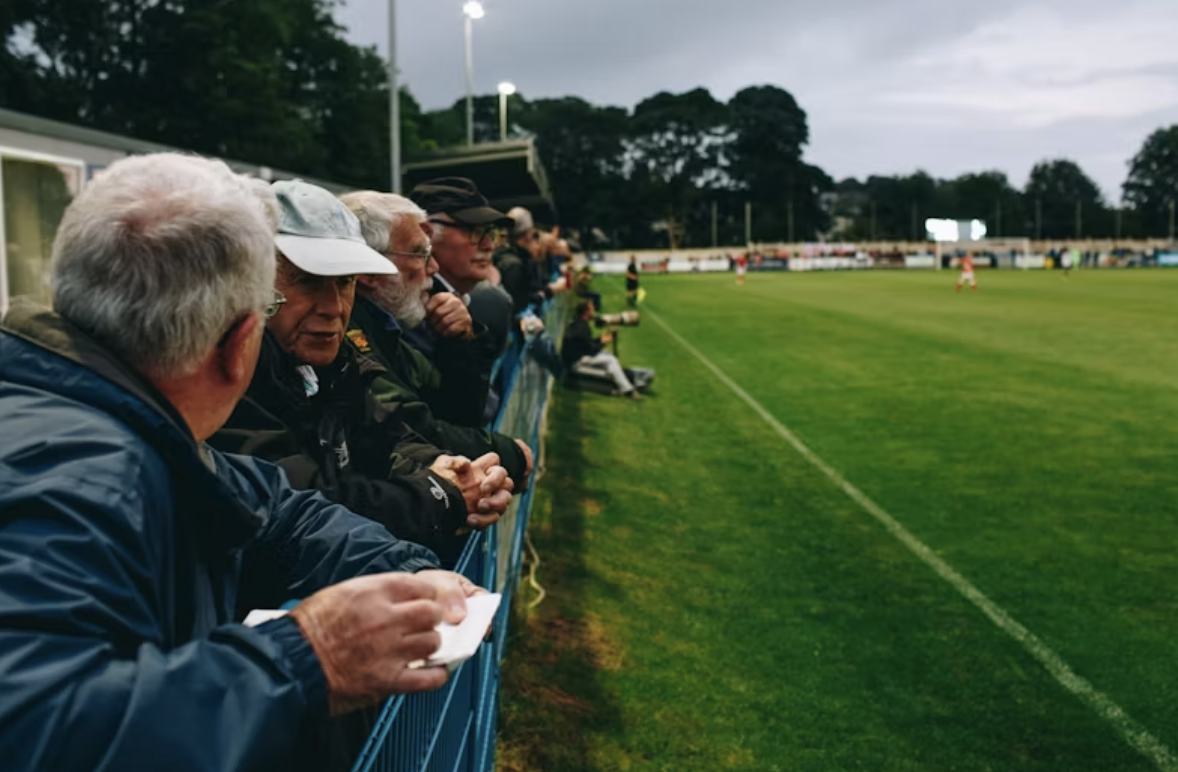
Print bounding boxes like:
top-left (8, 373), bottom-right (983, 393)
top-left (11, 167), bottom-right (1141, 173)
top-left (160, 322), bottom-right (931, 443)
top-left (0, 300), bottom-right (439, 771)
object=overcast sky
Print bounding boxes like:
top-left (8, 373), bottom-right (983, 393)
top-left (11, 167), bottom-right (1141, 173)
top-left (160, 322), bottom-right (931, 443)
top-left (336, 0), bottom-right (1178, 201)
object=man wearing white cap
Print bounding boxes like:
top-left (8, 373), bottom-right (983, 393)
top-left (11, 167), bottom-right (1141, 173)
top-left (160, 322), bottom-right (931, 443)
top-left (0, 154), bottom-right (481, 771)
top-left (212, 181), bottom-right (514, 562)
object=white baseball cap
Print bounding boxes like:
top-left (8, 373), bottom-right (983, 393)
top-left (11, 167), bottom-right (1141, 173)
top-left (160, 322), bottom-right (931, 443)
top-left (272, 180), bottom-right (397, 276)
top-left (507, 206), bottom-right (534, 237)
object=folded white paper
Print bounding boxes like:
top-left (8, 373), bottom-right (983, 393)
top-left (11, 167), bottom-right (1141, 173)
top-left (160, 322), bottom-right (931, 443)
top-left (243, 593), bottom-right (500, 672)
top-left (409, 593), bottom-right (501, 671)
top-left (243, 609), bottom-right (289, 627)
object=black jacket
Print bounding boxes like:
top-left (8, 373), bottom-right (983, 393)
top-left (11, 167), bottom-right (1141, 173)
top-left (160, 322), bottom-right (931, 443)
top-left (211, 332), bottom-right (470, 561)
top-left (494, 242), bottom-right (550, 315)
top-left (0, 300), bottom-right (438, 772)
top-left (562, 316), bottom-right (604, 368)
top-left (349, 297), bottom-right (529, 487)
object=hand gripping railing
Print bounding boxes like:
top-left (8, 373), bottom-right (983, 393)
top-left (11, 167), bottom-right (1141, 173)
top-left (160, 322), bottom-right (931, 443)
top-left (349, 293), bottom-right (571, 772)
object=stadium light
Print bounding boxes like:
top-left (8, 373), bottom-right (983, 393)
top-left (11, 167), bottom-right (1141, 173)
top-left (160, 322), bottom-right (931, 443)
top-left (925, 218), bottom-right (987, 243)
top-left (498, 81), bottom-right (516, 142)
top-left (388, 0), bottom-right (400, 192)
top-left (463, 2), bottom-right (485, 145)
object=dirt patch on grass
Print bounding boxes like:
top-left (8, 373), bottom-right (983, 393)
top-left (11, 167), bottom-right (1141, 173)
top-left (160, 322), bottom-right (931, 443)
top-left (498, 389), bottom-right (624, 772)
top-left (583, 612), bottom-right (626, 672)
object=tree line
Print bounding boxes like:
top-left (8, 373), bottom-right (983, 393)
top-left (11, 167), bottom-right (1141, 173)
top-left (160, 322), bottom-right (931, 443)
top-left (2, 0), bottom-right (1176, 248)
top-left (831, 149), bottom-right (1177, 244)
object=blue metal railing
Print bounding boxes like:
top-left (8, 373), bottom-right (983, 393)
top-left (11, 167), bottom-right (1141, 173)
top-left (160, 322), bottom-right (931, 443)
top-left (349, 294), bottom-right (571, 772)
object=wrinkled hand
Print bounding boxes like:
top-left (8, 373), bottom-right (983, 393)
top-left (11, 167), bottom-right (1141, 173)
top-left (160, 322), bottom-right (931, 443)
top-left (414, 569), bottom-right (488, 606)
top-left (515, 439), bottom-right (534, 488)
top-left (455, 453), bottom-right (514, 530)
top-left (426, 292), bottom-right (474, 340)
top-left (289, 573), bottom-right (452, 716)
top-left (428, 454), bottom-right (469, 488)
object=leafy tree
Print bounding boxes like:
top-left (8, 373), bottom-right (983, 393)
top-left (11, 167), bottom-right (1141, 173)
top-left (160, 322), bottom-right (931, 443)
top-left (514, 96), bottom-right (629, 233)
top-left (726, 85), bottom-right (828, 241)
top-left (1123, 125), bottom-right (1178, 238)
top-left (628, 88), bottom-right (730, 246)
top-left (0, 0), bottom-right (402, 188)
top-left (939, 172), bottom-right (1025, 238)
top-left (1024, 160), bottom-right (1105, 239)
top-left (417, 103), bottom-right (466, 155)
top-left (837, 172), bottom-right (939, 240)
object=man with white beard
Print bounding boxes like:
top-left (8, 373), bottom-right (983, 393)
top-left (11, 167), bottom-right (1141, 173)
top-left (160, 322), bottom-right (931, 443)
top-left (341, 191), bottom-right (533, 492)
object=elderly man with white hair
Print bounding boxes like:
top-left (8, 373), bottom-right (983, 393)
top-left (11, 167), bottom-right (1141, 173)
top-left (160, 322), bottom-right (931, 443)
top-left (0, 154), bottom-right (484, 771)
top-left (340, 190), bottom-right (533, 490)
top-left (211, 181), bottom-right (515, 564)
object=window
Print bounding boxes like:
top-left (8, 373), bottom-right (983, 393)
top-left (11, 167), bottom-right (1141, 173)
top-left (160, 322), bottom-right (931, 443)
top-left (2, 155), bottom-right (82, 308)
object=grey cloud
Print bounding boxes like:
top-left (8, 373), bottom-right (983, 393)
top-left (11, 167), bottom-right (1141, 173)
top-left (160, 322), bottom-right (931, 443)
top-left (337, 0), bottom-right (1178, 199)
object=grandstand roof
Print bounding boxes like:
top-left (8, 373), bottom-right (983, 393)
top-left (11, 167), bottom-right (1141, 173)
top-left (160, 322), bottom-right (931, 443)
top-left (403, 139), bottom-right (556, 223)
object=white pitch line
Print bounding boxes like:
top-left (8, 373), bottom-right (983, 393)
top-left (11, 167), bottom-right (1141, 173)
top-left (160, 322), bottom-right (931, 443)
top-left (645, 307), bottom-right (1178, 772)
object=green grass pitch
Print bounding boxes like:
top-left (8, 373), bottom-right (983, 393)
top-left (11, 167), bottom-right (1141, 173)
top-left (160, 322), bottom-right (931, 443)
top-left (498, 269), bottom-right (1178, 772)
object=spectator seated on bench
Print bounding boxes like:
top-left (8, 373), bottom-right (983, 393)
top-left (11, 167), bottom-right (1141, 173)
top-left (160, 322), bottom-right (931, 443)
top-left (560, 301), bottom-right (654, 399)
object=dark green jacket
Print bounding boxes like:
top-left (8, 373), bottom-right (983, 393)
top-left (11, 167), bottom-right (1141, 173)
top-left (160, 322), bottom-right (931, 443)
top-left (348, 296), bottom-right (529, 487)
top-left (211, 332), bottom-right (471, 561)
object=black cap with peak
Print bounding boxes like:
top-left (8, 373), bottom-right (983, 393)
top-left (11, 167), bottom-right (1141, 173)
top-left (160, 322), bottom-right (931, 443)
top-left (409, 177), bottom-right (512, 227)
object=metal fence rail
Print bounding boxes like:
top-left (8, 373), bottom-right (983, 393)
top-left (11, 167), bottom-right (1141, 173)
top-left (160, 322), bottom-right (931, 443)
top-left (350, 294), bottom-right (571, 772)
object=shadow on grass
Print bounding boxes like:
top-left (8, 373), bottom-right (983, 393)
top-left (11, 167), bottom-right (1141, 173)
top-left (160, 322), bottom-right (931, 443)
top-left (496, 387), bottom-right (626, 772)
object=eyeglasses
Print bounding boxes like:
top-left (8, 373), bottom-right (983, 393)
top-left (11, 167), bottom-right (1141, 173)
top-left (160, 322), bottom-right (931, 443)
top-left (429, 219), bottom-right (504, 246)
top-left (264, 289), bottom-right (287, 319)
top-left (387, 246), bottom-right (433, 261)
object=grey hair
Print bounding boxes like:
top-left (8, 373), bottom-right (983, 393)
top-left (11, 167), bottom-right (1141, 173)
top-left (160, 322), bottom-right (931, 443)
top-left (338, 190), bottom-right (427, 253)
top-left (51, 153), bottom-right (277, 379)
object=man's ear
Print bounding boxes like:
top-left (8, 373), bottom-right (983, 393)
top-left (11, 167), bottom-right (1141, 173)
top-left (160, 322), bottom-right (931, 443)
top-left (217, 313), bottom-right (262, 385)
top-left (357, 274), bottom-right (379, 291)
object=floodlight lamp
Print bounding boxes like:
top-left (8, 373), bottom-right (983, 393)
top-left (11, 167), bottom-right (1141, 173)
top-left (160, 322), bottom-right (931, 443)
top-left (463, 2), bottom-right (485, 19)
top-left (498, 81), bottom-right (517, 96)
top-left (925, 218), bottom-right (958, 242)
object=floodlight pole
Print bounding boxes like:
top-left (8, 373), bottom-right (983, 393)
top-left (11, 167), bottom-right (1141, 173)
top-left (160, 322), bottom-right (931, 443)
top-left (463, 3), bottom-right (485, 146)
top-left (388, 0), bottom-right (400, 193)
top-left (1169, 199), bottom-right (1176, 243)
top-left (464, 13), bottom-right (475, 146)
top-left (711, 201), bottom-right (718, 247)
top-left (744, 201), bottom-right (752, 247)
top-left (499, 90), bottom-right (507, 141)
top-left (497, 81), bottom-right (515, 142)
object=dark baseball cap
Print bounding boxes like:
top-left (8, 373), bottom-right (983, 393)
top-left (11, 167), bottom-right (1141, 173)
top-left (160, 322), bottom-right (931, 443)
top-left (409, 177), bottom-right (512, 227)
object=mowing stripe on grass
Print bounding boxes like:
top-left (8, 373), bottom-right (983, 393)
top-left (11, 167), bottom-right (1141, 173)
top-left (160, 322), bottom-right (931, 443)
top-left (645, 306), bottom-right (1178, 772)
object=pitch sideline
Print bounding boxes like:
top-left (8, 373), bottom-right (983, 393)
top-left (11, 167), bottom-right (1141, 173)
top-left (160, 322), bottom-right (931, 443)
top-left (644, 306), bottom-right (1177, 772)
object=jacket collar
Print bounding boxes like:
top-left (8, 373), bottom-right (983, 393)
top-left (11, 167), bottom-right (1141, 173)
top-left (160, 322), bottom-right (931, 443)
top-left (2, 298), bottom-right (192, 437)
top-left (355, 295), bottom-right (401, 334)
top-left (1, 299), bottom-right (264, 550)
